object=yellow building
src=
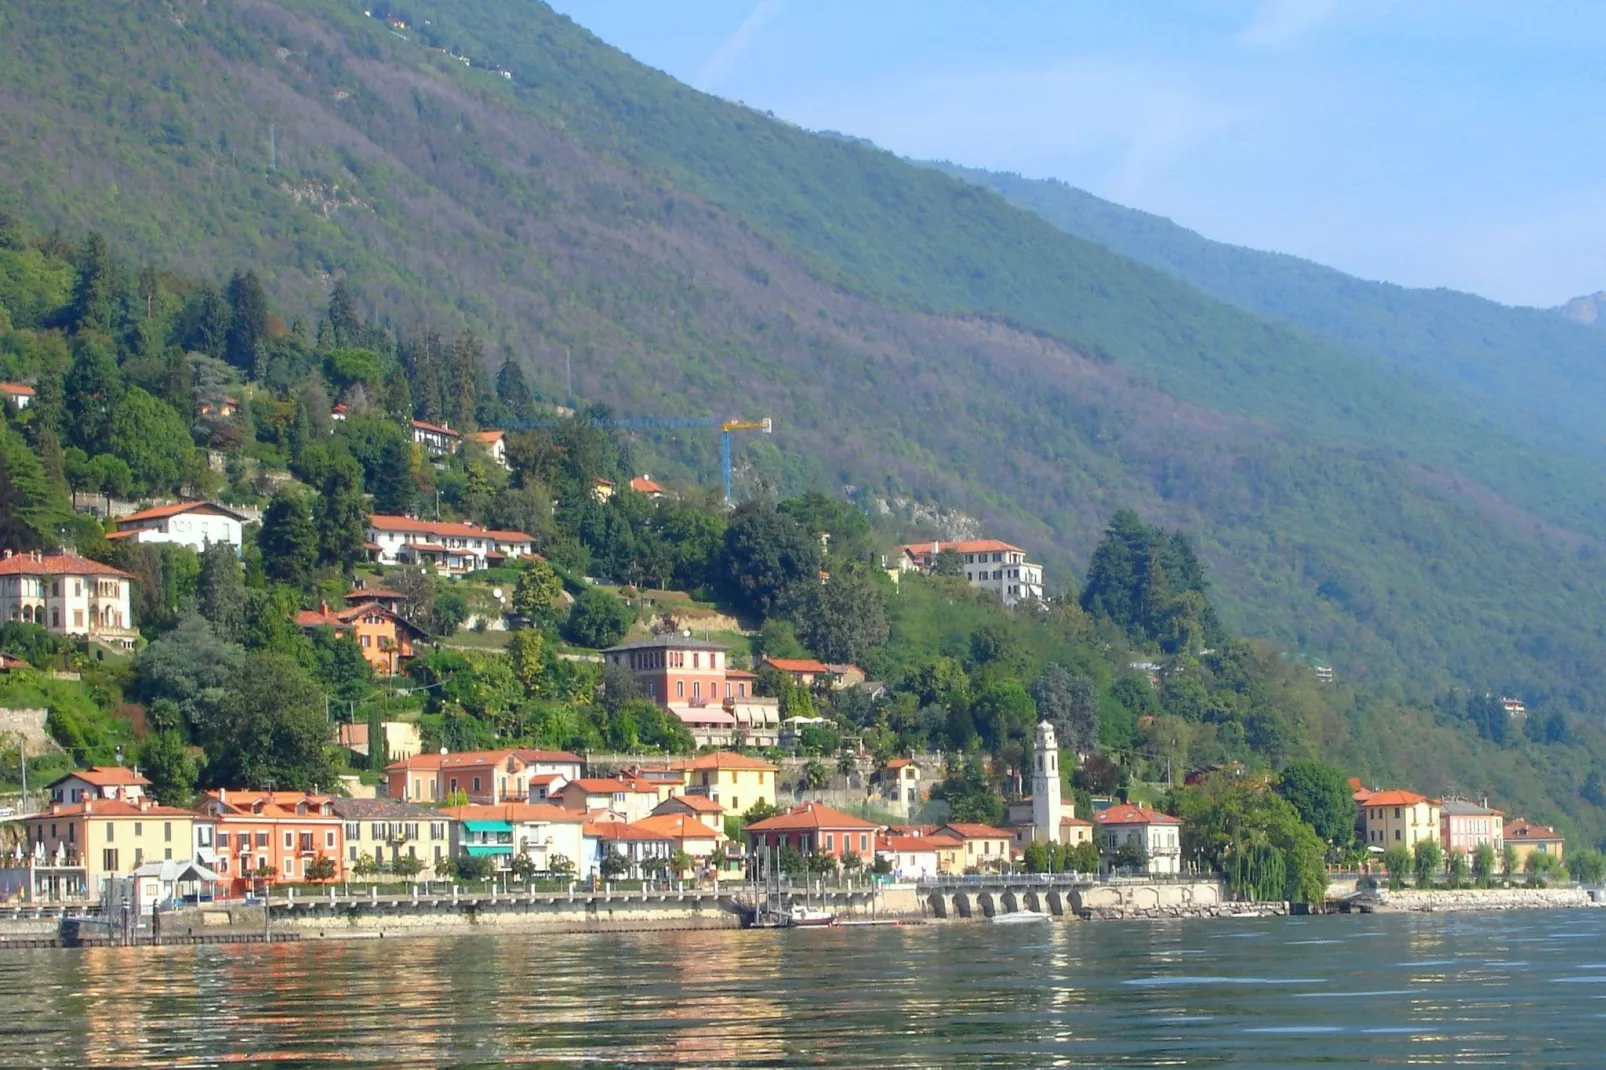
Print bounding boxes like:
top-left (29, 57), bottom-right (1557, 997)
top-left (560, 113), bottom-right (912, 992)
top-left (21, 797), bottom-right (207, 896)
top-left (1503, 818), bottom-right (1564, 868)
top-left (1359, 790), bottom-right (1441, 850)
top-left (678, 752), bottom-right (777, 815)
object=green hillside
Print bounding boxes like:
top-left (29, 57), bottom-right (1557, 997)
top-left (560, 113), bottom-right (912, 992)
top-left (931, 161), bottom-right (1606, 473)
top-left (3, 0), bottom-right (1606, 724)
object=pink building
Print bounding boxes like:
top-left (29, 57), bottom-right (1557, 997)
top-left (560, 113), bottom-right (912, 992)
top-left (1440, 798), bottom-right (1504, 856)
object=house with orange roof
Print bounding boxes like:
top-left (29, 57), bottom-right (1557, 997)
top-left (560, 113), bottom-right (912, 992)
top-left (933, 823), bottom-right (1015, 874)
top-left (467, 429), bottom-right (508, 468)
top-left (583, 819), bottom-right (674, 878)
top-left (681, 751), bottom-right (778, 814)
top-left (896, 538), bottom-right (1045, 606)
top-left (650, 793), bottom-right (724, 832)
top-left (198, 790), bottom-right (344, 895)
top-left (0, 381), bottom-right (35, 409)
top-left (877, 758), bottom-right (923, 816)
top-left (744, 802), bottom-right (881, 876)
top-left (22, 796), bottom-right (210, 897)
top-left (632, 813), bottom-right (723, 873)
top-left (1503, 818), bottom-right (1565, 868)
top-left (877, 833), bottom-right (948, 880)
top-left (759, 656), bottom-right (832, 688)
top-left (554, 776), bottom-right (663, 822)
top-left (0, 549), bottom-right (137, 649)
top-left (1094, 803), bottom-right (1183, 875)
top-left (110, 501), bottom-right (246, 554)
top-left (602, 636), bottom-right (778, 747)
top-left (365, 514), bottom-right (536, 573)
top-left (442, 802), bottom-right (587, 875)
top-left (47, 766), bottom-right (151, 805)
top-left (385, 748), bottom-right (583, 805)
top-left (296, 600), bottom-right (430, 674)
top-left (1358, 790), bottom-right (1441, 852)
top-left (343, 584), bottom-right (410, 613)
top-left (628, 475), bottom-right (665, 498)
top-left (411, 418), bottom-right (460, 455)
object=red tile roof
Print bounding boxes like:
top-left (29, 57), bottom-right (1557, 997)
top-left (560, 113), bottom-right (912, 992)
top-left (564, 777), bottom-right (658, 795)
top-left (938, 822), bottom-right (1012, 840)
top-left (385, 748), bottom-right (582, 773)
top-left (885, 758), bottom-right (915, 769)
top-left (203, 790), bottom-right (337, 820)
top-left (762, 657), bottom-right (832, 674)
top-left (412, 419), bottom-right (460, 437)
top-left (681, 752), bottom-right (777, 773)
top-left (1361, 790), bottom-right (1430, 808)
top-left (628, 476), bottom-right (664, 494)
top-left (366, 515), bottom-right (533, 543)
top-left (584, 820), bottom-right (673, 842)
top-left (38, 799), bottom-right (196, 819)
top-left (116, 500), bottom-right (245, 525)
top-left (1060, 815), bottom-right (1093, 827)
top-left (439, 803), bottom-right (585, 824)
top-left (1094, 803), bottom-right (1182, 826)
top-left (745, 802), bottom-right (880, 833)
top-left (900, 538), bottom-right (1024, 557)
top-left (882, 835), bottom-right (944, 853)
top-left (0, 550), bottom-right (131, 578)
top-left (655, 794), bottom-right (723, 813)
top-left (632, 814), bottom-right (717, 841)
top-left (0, 382), bottom-right (36, 397)
top-left (1503, 818), bottom-right (1563, 842)
top-left (469, 430), bottom-right (505, 444)
top-left (51, 766), bottom-right (151, 788)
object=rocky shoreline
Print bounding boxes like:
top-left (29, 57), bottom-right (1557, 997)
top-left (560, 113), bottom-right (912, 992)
top-left (1370, 887), bottom-right (1599, 913)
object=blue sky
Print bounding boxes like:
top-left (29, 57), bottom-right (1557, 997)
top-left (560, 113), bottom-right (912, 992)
top-left (547, 0), bottom-right (1606, 307)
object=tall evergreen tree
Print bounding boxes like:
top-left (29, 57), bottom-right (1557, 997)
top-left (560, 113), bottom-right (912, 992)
top-left (224, 269), bottom-right (269, 374)
top-left (69, 231), bottom-right (122, 334)
top-left (259, 490), bottom-right (318, 587)
top-left (196, 541), bottom-right (247, 644)
top-left (496, 356), bottom-right (537, 424)
top-left (160, 347), bottom-right (194, 416)
top-left (445, 332), bottom-right (483, 431)
top-left (371, 435), bottom-right (415, 516)
top-left (63, 337), bottom-right (124, 454)
top-left (383, 363), bottom-right (413, 422)
top-left (326, 281), bottom-right (360, 348)
top-left (315, 459), bottom-right (368, 571)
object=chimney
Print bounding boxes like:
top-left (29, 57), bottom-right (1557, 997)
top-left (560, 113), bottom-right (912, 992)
top-left (218, 788), bottom-right (226, 804)
top-left (1, 550), bottom-right (10, 560)
top-left (83, 799), bottom-right (92, 814)
top-left (319, 600), bottom-right (329, 615)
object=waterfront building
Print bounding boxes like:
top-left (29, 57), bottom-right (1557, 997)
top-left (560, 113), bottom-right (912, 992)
top-left (1359, 790), bottom-right (1441, 850)
top-left (200, 790), bottom-right (344, 894)
top-left (744, 802), bottom-right (881, 876)
top-left (332, 797), bottom-right (452, 878)
top-left (1094, 803), bottom-right (1183, 875)
top-left (442, 803), bottom-right (587, 875)
top-left (878, 834), bottom-right (944, 880)
top-left (932, 823), bottom-right (1014, 873)
top-left (1503, 818), bottom-right (1565, 868)
top-left (582, 819), bottom-right (674, 878)
top-left (1029, 720), bottom-right (1064, 844)
top-left (21, 797), bottom-right (208, 897)
top-left (1440, 798), bottom-right (1505, 857)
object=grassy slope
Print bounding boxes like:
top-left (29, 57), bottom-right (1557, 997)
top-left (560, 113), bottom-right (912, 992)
top-left (4, 0), bottom-right (1606, 716)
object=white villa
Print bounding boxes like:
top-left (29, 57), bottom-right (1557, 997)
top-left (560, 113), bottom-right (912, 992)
top-left (898, 539), bottom-right (1045, 606)
top-left (365, 516), bottom-right (536, 574)
top-left (108, 501), bottom-right (246, 554)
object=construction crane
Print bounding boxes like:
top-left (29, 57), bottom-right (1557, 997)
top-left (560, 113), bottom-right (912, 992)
top-left (505, 415), bottom-right (772, 505)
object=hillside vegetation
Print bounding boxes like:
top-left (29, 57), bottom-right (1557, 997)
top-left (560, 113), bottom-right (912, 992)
top-left (2, 1), bottom-right (1606, 724)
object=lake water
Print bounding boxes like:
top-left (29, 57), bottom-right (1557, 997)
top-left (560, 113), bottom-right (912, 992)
top-left (2, 909), bottom-right (1604, 1067)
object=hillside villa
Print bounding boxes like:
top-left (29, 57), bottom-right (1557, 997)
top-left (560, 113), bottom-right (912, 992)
top-left (296, 600), bottom-right (429, 674)
top-left (365, 515), bottom-right (536, 573)
top-left (47, 767), bottom-right (149, 806)
top-left (411, 419), bottom-right (460, 455)
top-left (602, 635), bottom-right (780, 747)
top-left (0, 549), bottom-right (138, 650)
top-left (897, 538), bottom-right (1045, 606)
top-left (468, 429), bottom-right (508, 468)
top-left (108, 501), bottom-right (246, 554)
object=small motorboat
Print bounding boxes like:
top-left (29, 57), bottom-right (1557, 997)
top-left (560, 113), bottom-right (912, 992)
top-left (991, 910), bottom-right (1051, 924)
top-left (786, 905), bottom-right (838, 928)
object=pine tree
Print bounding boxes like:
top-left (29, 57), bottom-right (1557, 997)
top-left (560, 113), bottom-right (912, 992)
top-left (196, 541), bottom-right (247, 643)
top-left (63, 338), bottom-right (124, 454)
top-left (259, 490), bottom-right (318, 587)
top-left (371, 435), bottom-right (416, 516)
top-left (496, 356), bottom-right (537, 424)
top-left (224, 270), bottom-right (269, 374)
top-left (69, 231), bottom-right (122, 334)
top-left (383, 364), bottom-right (414, 422)
top-left (327, 281), bottom-right (360, 347)
top-left (315, 461), bottom-right (368, 571)
top-left (446, 332), bottom-right (483, 431)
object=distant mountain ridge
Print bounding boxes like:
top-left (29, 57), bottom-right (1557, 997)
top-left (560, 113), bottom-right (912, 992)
top-left (1558, 291), bottom-right (1606, 329)
top-left (929, 161), bottom-right (1606, 470)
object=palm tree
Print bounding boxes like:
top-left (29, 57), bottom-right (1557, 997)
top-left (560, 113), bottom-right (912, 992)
top-left (836, 752), bottom-right (857, 778)
top-left (802, 759), bottom-right (830, 790)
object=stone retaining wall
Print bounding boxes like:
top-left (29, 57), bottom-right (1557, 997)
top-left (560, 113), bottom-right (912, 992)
top-left (1378, 887), bottom-right (1596, 912)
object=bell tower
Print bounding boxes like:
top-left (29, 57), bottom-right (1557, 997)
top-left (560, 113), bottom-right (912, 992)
top-left (1032, 720), bottom-right (1062, 843)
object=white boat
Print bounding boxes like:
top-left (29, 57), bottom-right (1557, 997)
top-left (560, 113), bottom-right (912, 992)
top-left (787, 905), bottom-right (838, 928)
top-left (991, 910), bottom-right (1051, 924)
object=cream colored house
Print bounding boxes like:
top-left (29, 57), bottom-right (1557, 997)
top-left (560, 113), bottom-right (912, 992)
top-left (1360, 791), bottom-right (1441, 850)
top-left (0, 549), bottom-right (138, 649)
top-left (333, 798), bottom-right (452, 878)
top-left (108, 501), bottom-right (246, 554)
top-left (21, 798), bottom-right (209, 897)
top-left (1095, 803), bottom-right (1183, 875)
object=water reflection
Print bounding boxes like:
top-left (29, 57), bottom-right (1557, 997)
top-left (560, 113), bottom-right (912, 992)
top-left (0, 911), bottom-right (1603, 1065)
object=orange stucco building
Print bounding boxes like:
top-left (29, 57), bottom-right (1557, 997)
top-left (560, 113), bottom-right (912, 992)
top-left (296, 600), bottom-right (429, 675)
top-left (198, 790), bottom-right (345, 895)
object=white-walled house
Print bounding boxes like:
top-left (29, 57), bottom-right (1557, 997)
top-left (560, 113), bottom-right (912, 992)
top-left (0, 549), bottom-right (138, 649)
top-left (1094, 803), bottom-right (1183, 875)
top-left (0, 382), bottom-right (34, 409)
top-left (468, 430), bottom-right (508, 468)
top-left (109, 501), bottom-right (246, 554)
top-left (412, 419), bottom-right (460, 456)
top-left (365, 515), bottom-right (536, 573)
top-left (898, 539), bottom-right (1045, 606)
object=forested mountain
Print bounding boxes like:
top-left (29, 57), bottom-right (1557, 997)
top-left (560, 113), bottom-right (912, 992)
top-left (4, 0), bottom-right (1606, 726)
top-left (930, 161), bottom-right (1606, 478)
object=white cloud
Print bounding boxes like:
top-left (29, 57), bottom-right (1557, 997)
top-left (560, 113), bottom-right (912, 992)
top-left (696, 0), bottom-right (785, 91)
top-left (1237, 0), bottom-right (1342, 48)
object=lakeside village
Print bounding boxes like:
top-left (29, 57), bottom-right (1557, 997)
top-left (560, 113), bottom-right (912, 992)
top-left (0, 365), bottom-right (1586, 920)
top-left (0, 512), bottom-right (1573, 912)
